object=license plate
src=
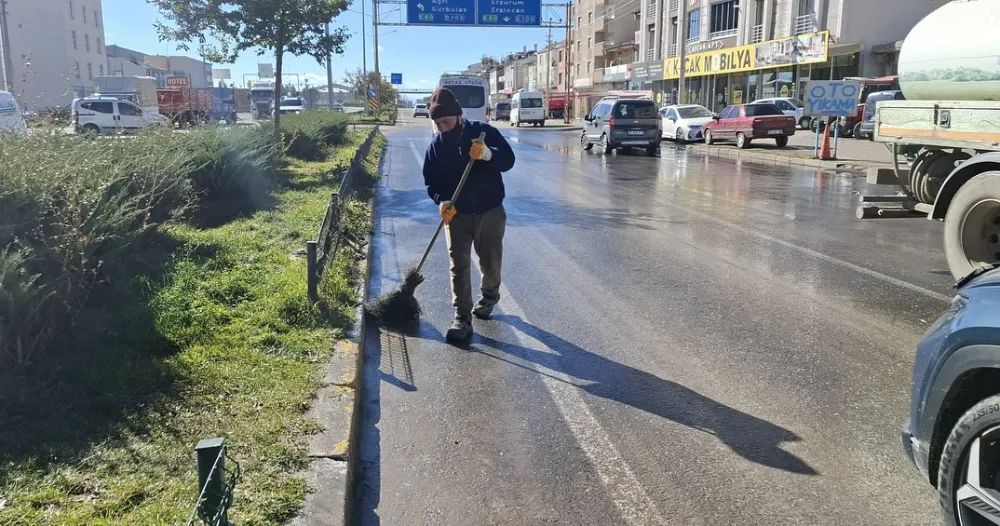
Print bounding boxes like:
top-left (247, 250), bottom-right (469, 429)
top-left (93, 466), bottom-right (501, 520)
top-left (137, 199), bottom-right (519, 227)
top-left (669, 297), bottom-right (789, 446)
top-left (767, 129), bottom-right (783, 135)
top-left (627, 130), bottom-right (644, 135)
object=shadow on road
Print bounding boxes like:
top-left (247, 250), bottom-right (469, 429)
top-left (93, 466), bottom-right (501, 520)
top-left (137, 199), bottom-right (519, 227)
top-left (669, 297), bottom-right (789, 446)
top-left (478, 314), bottom-right (819, 476)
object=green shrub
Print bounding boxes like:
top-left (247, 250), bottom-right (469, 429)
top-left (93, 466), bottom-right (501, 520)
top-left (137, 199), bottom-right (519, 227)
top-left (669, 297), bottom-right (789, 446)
top-left (279, 112), bottom-right (350, 160)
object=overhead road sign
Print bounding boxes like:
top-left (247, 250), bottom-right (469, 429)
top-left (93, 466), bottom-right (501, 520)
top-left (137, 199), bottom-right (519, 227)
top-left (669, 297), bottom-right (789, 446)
top-left (405, 0), bottom-right (541, 26)
top-left (391, 73), bottom-right (402, 85)
top-left (477, 0), bottom-right (540, 26)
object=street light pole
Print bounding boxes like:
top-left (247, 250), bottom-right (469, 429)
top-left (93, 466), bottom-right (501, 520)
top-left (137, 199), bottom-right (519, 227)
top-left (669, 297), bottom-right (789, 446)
top-left (372, 0), bottom-right (381, 113)
top-left (563, 0), bottom-right (571, 124)
top-left (676, 0), bottom-right (687, 104)
top-left (0, 0), bottom-right (14, 92)
top-left (326, 22), bottom-right (335, 109)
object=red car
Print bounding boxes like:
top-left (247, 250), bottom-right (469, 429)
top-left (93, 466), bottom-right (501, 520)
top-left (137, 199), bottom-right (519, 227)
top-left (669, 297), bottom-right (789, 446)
top-left (703, 103), bottom-right (797, 149)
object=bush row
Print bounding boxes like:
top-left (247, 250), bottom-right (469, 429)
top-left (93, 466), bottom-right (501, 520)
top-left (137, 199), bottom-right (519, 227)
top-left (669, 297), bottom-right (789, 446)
top-left (0, 112), bottom-right (350, 366)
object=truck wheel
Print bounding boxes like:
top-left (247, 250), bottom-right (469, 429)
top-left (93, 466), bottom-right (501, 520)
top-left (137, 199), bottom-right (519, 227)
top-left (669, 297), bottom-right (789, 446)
top-left (944, 170), bottom-right (1000, 280)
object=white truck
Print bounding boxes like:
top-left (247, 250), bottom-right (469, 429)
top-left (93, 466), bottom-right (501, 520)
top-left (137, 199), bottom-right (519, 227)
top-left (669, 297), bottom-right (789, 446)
top-left (93, 76), bottom-right (160, 118)
top-left (870, 0), bottom-right (1000, 280)
top-left (248, 80), bottom-right (276, 120)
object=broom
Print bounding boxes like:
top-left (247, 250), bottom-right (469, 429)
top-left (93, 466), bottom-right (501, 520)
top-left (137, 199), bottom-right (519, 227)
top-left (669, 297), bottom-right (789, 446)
top-left (364, 132), bottom-right (487, 329)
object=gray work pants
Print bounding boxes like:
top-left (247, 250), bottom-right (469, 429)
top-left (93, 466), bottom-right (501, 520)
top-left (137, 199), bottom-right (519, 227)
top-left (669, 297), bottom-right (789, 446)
top-left (444, 204), bottom-right (506, 321)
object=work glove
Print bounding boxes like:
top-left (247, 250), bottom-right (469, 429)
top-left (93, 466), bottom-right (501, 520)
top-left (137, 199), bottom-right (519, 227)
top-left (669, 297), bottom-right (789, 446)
top-left (439, 200), bottom-right (457, 224)
top-left (469, 139), bottom-right (492, 162)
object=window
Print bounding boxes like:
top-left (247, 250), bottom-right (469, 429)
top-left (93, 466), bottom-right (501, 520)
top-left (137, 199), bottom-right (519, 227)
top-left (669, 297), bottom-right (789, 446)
top-left (588, 37), bottom-right (592, 49)
top-left (99, 64), bottom-right (104, 76)
top-left (522, 98), bottom-right (543, 108)
top-left (613, 101), bottom-right (657, 118)
top-left (85, 34), bottom-right (90, 52)
top-left (81, 101), bottom-right (113, 113)
top-left (74, 61), bottom-right (81, 79)
top-left (69, 1), bottom-right (74, 19)
top-left (82, 6), bottom-right (87, 23)
top-left (118, 103), bottom-right (141, 116)
top-left (95, 9), bottom-right (99, 27)
top-left (774, 100), bottom-right (794, 111)
top-left (678, 105), bottom-right (714, 118)
top-left (558, 50), bottom-right (563, 62)
top-left (709, 0), bottom-right (739, 35)
top-left (754, 0), bottom-right (764, 25)
top-left (87, 62), bottom-right (93, 79)
top-left (558, 72), bottom-right (563, 84)
top-left (587, 61), bottom-right (591, 73)
top-left (577, 40), bottom-right (581, 53)
top-left (588, 11), bottom-right (593, 23)
top-left (443, 85), bottom-right (484, 108)
top-left (577, 16), bottom-right (581, 28)
top-left (719, 106), bottom-right (736, 119)
top-left (71, 30), bottom-right (77, 49)
top-left (746, 103), bottom-right (784, 116)
top-left (576, 64), bottom-right (580, 76)
top-left (97, 37), bottom-right (102, 54)
top-left (687, 8), bottom-right (701, 41)
top-left (798, 0), bottom-right (815, 16)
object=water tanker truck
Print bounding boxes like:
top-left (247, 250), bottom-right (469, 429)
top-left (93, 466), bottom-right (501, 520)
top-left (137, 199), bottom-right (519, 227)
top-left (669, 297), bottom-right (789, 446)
top-left (871, 0), bottom-right (1000, 280)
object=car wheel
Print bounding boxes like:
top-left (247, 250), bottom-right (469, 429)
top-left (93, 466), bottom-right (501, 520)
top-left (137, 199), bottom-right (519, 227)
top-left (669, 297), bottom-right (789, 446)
top-left (675, 129), bottom-right (685, 143)
top-left (646, 144), bottom-right (658, 157)
top-left (601, 134), bottom-right (612, 155)
top-left (775, 135), bottom-right (789, 148)
top-left (938, 394), bottom-right (1000, 526)
top-left (704, 129), bottom-right (715, 145)
top-left (82, 123), bottom-right (100, 138)
top-left (736, 132), bottom-right (751, 149)
top-left (799, 117), bottom-right (811, 130)
top-left (853, 122), bottom-right (864, 139)
top-left (581, 132), bottom-right (593, 151)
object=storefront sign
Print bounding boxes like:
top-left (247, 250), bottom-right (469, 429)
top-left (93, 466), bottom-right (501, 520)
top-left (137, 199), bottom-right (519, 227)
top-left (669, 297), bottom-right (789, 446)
top-left (630, 60), bottom-right (663, 82)
top-left (663, 30), bottom-right (829, 80)
top-left (687, 37), bottom-right (735, 55)
top-left (632, 62), bottom-right (648, 79)
top-left (603, 63), bottom-right (631, 82)
top-left (803, 80), bottom-right (860, 117)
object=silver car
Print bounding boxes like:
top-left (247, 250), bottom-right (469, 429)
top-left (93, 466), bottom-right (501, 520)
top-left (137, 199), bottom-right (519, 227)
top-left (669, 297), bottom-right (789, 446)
top-left (581, 96), bottom-right (660, 156)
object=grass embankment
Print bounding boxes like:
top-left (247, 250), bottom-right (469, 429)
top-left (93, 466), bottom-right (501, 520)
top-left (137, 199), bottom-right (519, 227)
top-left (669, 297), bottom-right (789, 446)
top-left (0, 112), bottom-right (382, 524)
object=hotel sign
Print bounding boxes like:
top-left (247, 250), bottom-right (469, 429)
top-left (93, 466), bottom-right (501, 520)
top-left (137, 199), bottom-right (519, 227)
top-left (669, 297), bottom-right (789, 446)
top-left (663, 30), bottom-right (829, 80)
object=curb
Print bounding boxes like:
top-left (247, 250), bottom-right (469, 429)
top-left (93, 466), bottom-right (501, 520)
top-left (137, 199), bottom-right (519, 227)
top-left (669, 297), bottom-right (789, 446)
top-left (684, 143), bottom-right (882, 174)
top-left (291, 127), bottom-right (384, 526)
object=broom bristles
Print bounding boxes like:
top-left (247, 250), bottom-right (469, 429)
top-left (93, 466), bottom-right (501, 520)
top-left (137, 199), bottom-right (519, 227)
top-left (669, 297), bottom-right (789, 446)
top-left (363, 267), bottom-right (425, 330)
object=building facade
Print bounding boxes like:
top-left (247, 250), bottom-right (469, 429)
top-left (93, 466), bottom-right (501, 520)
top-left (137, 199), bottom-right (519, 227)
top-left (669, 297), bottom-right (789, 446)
top-left (0, 0), bottom-right (107, 108)
top-left (145, 55), bottom-right (214, 89)
top-left (570, 0), bottom-right (639, 115)
top-left (569, 0), bottom-right (940, 114)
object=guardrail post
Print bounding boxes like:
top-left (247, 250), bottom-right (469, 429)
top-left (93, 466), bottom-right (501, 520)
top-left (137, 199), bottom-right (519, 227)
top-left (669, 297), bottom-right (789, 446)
top-left (306, 240), bottom-right (319, 302)
top-left (195, 437), bottom-right (227, 524)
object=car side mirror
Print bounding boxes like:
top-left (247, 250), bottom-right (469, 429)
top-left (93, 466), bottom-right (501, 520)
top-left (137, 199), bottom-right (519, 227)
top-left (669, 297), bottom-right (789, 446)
top-left (584, 115), bottom-right (593, 122)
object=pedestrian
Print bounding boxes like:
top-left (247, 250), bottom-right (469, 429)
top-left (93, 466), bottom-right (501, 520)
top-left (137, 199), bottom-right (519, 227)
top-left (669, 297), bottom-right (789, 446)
top-left (422, 87), bottom-right (516, 342)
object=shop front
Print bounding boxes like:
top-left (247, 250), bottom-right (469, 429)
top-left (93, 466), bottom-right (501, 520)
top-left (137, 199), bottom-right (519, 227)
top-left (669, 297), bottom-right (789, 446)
top-left (627, 60), bottom-right (666, 105)
top-left (661, 30), bottom-right (860, 111)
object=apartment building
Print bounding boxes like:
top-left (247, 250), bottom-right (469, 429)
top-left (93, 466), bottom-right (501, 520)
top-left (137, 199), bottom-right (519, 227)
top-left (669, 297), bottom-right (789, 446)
top-left (535, 41), bottom-right (569, 94)
top-left (571, 0), bottom-right (940, 113)
top-left (0, 0), bottom-right (107, 108)
top-left (570, 0), bottom-right (640, 116)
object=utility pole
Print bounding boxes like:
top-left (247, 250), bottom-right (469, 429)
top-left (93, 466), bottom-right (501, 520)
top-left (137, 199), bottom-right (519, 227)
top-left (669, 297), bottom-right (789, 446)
top-left (676, 0), bottom-right (687, 104)
top-left (372, 0), bottom-right (380, 113)
top-left (563, 1), bottom-right (571, 124)
top-left (326, 22), bottom-right (335, 109)
top-left (0, 0), bottom-right (13, 93)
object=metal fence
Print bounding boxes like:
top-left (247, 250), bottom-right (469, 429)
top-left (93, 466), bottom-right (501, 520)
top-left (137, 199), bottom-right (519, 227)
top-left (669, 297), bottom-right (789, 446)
top-left (307, 125), bottom-right (381, 301)
top-left (186, 438), bottom-right (241, 526)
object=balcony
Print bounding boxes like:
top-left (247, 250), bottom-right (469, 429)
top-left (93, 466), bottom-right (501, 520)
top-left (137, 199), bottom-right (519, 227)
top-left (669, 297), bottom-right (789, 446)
top-left (592, 68), bottom-right (604, 83)
top-left (594, 40), bottom-right (606, 56)
top-left (668, 44), bottom-right (677, 57)
top-left (709, 28), bottom-right (738, 39)
top-left (669, 0), bottom-right (678, 11)
top-left (794, 13), bottom-right (816, 35)
top-left (646, 1), bottom-right (656, 18)
top-left (750, 24), bottom-right (764, 43)
top-left (646, 48), bottom-right (656, 61)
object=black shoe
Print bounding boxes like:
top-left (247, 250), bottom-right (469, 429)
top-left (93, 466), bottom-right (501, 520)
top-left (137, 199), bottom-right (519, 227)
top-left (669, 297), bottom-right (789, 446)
top-left (472, 294), bottom-right (500, 320)
top-left (446, 318), bottom-right (473, 342)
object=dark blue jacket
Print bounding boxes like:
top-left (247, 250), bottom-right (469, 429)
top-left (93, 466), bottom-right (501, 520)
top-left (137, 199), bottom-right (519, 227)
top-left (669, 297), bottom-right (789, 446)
top-left (423, 119), bottom-right (515, 215)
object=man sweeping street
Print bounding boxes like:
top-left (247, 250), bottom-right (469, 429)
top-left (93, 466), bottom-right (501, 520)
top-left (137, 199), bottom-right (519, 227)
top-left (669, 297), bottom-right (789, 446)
top-left (423, 87), bottom-right (516, 342)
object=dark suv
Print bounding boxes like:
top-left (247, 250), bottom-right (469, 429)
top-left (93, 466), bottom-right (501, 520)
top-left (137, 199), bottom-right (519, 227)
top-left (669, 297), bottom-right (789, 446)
top-left (902, 265), bottom-right (1000, 525)
top-left (581, 96), bottom-right (660, 156)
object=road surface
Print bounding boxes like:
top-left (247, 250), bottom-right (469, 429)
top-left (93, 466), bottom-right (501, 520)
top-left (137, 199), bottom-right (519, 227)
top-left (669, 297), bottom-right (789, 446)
top-left (354, 115), bottom-right (951, 525)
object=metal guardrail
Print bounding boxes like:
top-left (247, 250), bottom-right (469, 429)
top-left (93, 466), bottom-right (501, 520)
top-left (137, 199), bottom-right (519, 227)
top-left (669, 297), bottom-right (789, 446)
top-left (751, 24), bottom-right (764, 43)
top-left (794, 14), bottom-right (816, 35)
top-left (307, 125), bottom-right (381, 302)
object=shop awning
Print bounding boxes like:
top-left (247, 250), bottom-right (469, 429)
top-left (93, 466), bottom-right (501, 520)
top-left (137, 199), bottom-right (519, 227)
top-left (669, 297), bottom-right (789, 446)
top-left (871, 41), bottom-right (905, 55)
top-left (829, 42), bottom-right (862, 57)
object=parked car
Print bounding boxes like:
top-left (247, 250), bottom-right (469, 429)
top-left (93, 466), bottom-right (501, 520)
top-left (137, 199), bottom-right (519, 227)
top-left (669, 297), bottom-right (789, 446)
top-left (703, 103), bottom-right (796, 148)
top-left (581, 96), bottom-right (660, 156)
top-left (277, 97), bottom-right (306, 115)
top-left (331, 102), bottom-right (345, 113)
top-left (492, 101), bottom-right (511, 121)
top-left (856, 90), bottom-right (905, 140)
top-left (901, 264), bottom-right (1000, 525)
top-left (753, 97), bottom-right (809, 129)
top-left (413, 103), bottom-right (429, 118)
top-left (72, 96), bottom-right (162, 136)
top-left (659, 104), bottom-right (715, 142)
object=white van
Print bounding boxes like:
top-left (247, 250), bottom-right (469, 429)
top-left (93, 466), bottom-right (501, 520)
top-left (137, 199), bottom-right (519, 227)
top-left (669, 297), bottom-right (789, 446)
top-left (72, 96), bottom-right (159, 136)
top-left (433, 74), bottom-right (489, 134)
top-left (0, 91), bottom-right (27, 137)
top-left (511, 91), bottom-right (545, 127)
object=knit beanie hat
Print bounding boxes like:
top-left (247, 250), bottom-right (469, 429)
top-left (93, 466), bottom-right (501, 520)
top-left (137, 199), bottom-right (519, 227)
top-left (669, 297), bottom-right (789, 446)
top-left (429, 87), bottom-right (463, 119)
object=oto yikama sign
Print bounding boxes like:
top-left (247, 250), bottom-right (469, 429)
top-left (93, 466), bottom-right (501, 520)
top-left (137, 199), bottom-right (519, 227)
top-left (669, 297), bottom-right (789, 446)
top-left (804, 80), bottom-right (861, 117)
top-left (662, 30), bottom-right (829, 80)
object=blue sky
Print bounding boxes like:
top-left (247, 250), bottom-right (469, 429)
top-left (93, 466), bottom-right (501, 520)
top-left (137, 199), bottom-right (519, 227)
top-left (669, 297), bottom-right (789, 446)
top-left (103, 1), bottom-right (566, 93)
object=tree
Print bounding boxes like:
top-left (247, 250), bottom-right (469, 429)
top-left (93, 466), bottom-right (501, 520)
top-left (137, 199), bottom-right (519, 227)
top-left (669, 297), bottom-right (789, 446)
top-left (149, 0), bottom-right (350, 128)
top-left (343, 67), bottom-right (397, 108)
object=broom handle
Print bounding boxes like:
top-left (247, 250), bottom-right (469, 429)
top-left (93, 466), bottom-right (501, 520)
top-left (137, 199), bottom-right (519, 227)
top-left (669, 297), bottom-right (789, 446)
top-left (414, 132), bottom-right (487, 275)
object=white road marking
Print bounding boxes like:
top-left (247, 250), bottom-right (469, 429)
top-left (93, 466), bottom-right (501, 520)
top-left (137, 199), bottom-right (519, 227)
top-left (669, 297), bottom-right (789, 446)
top-left (473, 261), bottom-right (675, 526)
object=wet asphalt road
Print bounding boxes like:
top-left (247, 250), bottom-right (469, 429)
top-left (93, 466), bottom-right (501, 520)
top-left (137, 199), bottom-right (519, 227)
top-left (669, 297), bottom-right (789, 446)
top-left (353, 115), bottom-right (954, 525)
